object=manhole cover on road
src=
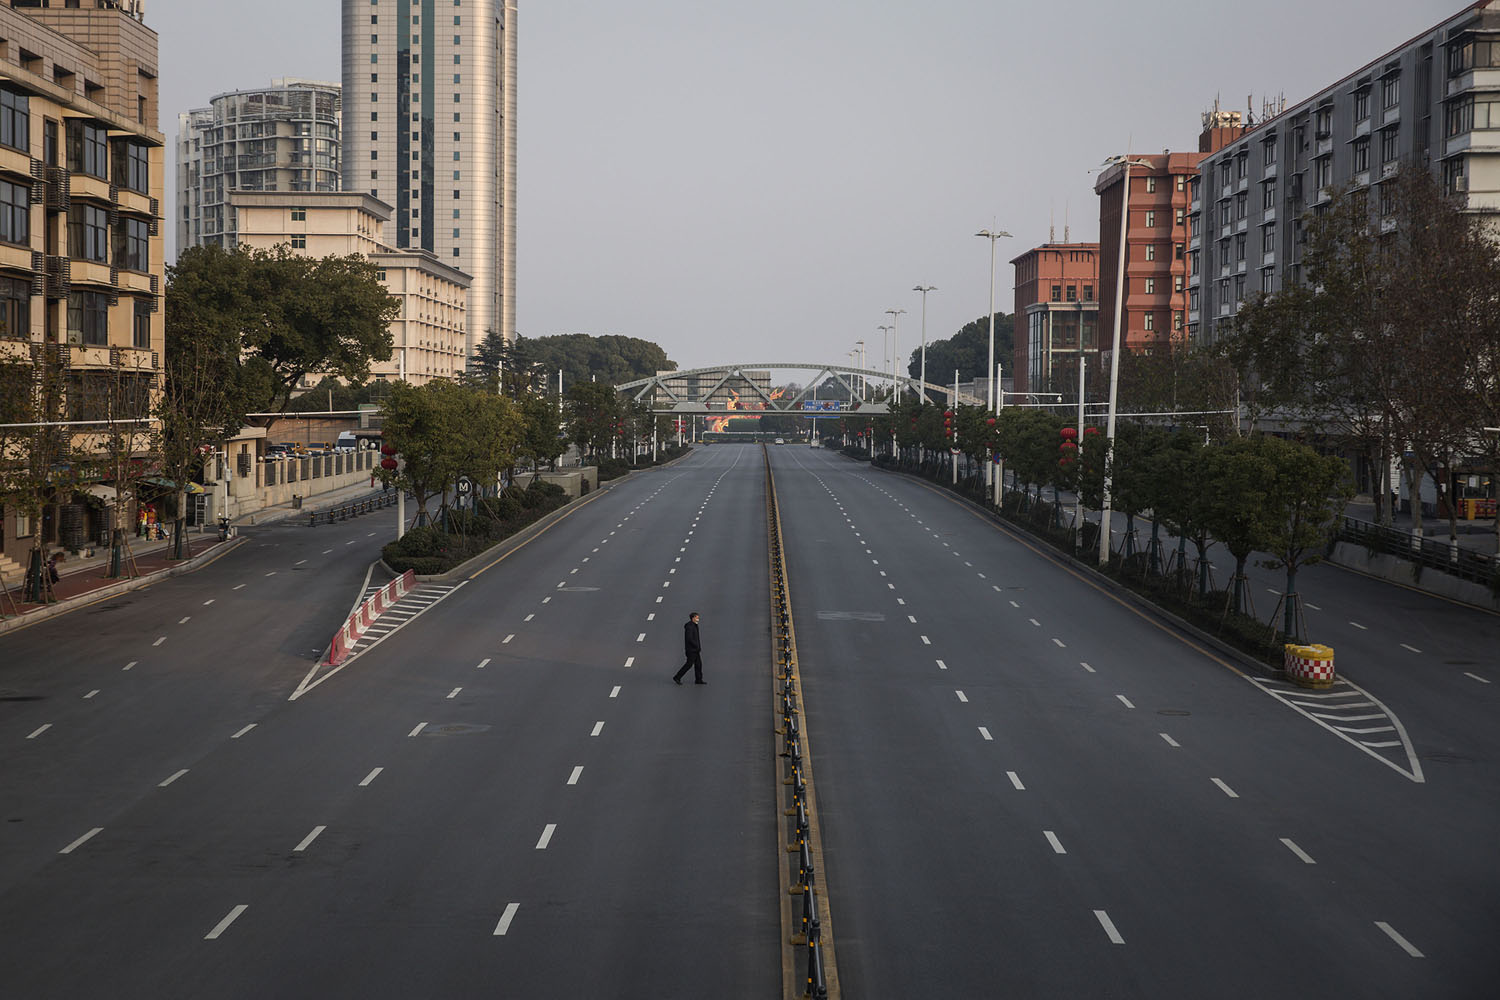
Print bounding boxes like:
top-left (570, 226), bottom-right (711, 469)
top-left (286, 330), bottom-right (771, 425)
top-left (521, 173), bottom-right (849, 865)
top-left (433, 723), bottom-right (491, 735)
top-left (1157, 709), bottom-right (1191, 716)
top-left (817, 611), bottom-right (886, 622)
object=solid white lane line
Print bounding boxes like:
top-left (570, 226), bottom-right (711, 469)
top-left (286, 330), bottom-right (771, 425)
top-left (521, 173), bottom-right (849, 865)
top-left (978, 727), bottom-right (993, 741)
top-left (1399, 643), bottom-right (1421, 653)
top-left (1094, 910), bottom-right (1125, 945)
top-left (955, 690), bottom-right (968, 703)
top-left (502, 634), bottom-right (514, 644)
top-left (477, 658), bottom-right (490, 669)
top-left (636, 633), bottom-right (646, 642)
top-left (1081, 662), bottom-right (1096, 673)
top-left (59, 827), bottom-right (103, 854)
top-left (568, 765), bottom-right (584, 785)
top-left (123, 661), bottom-right (136, 671)
top-left (294, 825), bottom-right (326, 852)
top-left (1044, 831), bottom-right (1066, 854)
top-left (935, 659), bottom-right (947, 670)
top-left (524, 614), bottom-right (534, 622)
top-left (1334, 724), bottom-right (1396, 735)
top-left (84, 689), bottom-right (99, 699)
top-left (1375, 921), bottom-right (1424, 958)
top-left (591, 721), bottom-right (604, 737)
top-left (205, 904), bottom-right (248, 940)
top-left (1006, 771), bottom-right (1025, 790)
top-left (26, 724), bottom-right (51, 739)
top-left (920, 635), bottom-right (931, 645)
top-left (1349, 621), bottom-right (1368, 630)
top-left (610, 685), bottom-right (621, 699)
top-left (447, 687), bottom-right (461, 699)
top-left (1211, 778), bottom-right (1239, 798)
top-left (535, 823), bottom-right (556, 850)
top-left (231, 724), bottom-right (257, 739)
top-left (159, 769), bottom-right (189, 787)
top-left (233, 584), bottom-right (246, 590)
top-left (152, 636), bottom-right (165, 647)
top-left (1465, 672), bottom-right (1491, 684)
top-left (1310, 711), bottom-right (1385, 721)
top-left (359, 767), bottom-right (383, 786)
top-left (1159, 733), bottom-right (1180, 747)
top-left (1116, 695), bottom-right (1135, 709)
top-left (1052, 638), bottom-right (1066, 648)
top-left (495, 905), bottom-right (525, 935)
top-left (624, 657), bottom-right (635, 668)
top-left (1280, 838), bottom-right (1316, 864)
top-left (408, 723), bottom-right (426, 737)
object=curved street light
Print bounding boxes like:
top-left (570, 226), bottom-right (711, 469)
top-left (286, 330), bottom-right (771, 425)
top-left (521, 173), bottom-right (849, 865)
top-left (913, 285), bottom-right (936, 404)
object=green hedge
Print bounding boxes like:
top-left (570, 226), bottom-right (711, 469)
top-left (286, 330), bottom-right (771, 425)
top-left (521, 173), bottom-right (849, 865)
top-left (382, 481), bottom-right (570, 574)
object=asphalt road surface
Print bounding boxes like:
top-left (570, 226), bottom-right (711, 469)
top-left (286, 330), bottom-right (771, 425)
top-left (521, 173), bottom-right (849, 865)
top-left (772, 445), bottom-right (1497, 999)
top-left (4, 444), bottom-right (1495, 997)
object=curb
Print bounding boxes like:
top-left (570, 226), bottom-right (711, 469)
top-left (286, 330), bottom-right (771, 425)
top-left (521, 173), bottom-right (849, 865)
top-left (0, 537), bottom-right (250, 638)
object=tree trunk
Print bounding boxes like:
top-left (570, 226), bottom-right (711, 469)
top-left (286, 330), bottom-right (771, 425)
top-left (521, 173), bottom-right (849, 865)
top-left (1282, 563), bottom-right (1300, 641)
top-left (1232, 554), bottom-right (1248, 615)
top-left (1405, 459), bottom-right (1423, 538)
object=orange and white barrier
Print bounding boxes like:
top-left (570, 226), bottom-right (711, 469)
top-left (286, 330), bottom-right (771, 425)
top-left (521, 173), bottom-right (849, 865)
top-left (328, 570), bottom-right (415, 666)
top-left (1284, 643), bottom-right (1335, 689)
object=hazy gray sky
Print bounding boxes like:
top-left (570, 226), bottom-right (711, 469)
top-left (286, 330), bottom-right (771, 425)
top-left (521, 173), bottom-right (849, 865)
top-left (154, 0), bottom-right (1451, 372)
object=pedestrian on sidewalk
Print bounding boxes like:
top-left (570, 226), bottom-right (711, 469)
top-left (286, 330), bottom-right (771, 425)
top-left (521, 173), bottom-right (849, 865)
top-left (673, 612), bottom-right (705, 685)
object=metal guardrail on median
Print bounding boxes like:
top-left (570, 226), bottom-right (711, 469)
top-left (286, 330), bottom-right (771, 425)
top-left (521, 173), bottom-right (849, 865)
top-left (1336, 515), bottom-right (1498, 587)
top-left (308, 490), bottom-right (400, 527)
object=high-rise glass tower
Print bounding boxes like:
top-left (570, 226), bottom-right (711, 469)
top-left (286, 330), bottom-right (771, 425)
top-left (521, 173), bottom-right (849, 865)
top-left (341, 0), bottom-right (515, 361)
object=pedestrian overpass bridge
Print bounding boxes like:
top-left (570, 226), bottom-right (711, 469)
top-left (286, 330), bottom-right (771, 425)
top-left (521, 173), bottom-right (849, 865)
top-left (615, 362), bottom-right (986, 418)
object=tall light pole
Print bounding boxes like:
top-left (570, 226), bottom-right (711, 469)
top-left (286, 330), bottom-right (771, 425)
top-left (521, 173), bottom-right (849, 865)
top-left (885, 308), bottom-right (906, 402)
top-left (913, 285), bottom-right (935, 404)
top-left (877, 325), bottom-right (893, 397)
top-left (1097, 155), bottom-right (1153, 566)
top-left (976, 228), bottom-right (1012, 492)
top-left (854, 340), bottom-right (866, 401)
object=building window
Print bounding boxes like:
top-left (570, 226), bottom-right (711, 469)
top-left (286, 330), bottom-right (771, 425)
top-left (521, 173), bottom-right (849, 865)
top-left (1235, 233), bottom-right (1246, 262)
top-left (1066, 285), bottom-right (1077, 302)
top-left (0, 274), bottom-right (30, 339)
top-left (291, 234), bottom-right (307, 249)
top-left (1145, 243), bottom-right (1156, 261)
top-left (1144, 210), bottom-right (1155, 228)
top-left (291, 208), bottom-right (307, 221)
top-left (1144, 176), bottom-right (1156, 193)
top-left (1316, 157), bottom-right (1332, 187)
top-left (67, 204), bottom-right (108, 263)
top-left (1380, 128), bottom-right (1399, 164)
top-left (1050, 284), bottom-right (1061, 302)
top-left (1262, 223), bottom-right (1276, 253)
top-left (132, 297), bottom-right (151, 348)
top-left (1261, 269), bottom-right (1276, 295)
top-left (113, 142), bottom-right (150, 193)
top-left (1381, 75), bottom-right (1400, 110)
top-left (1175, 242), bottom-right (1185, 260)
top-left (67, 290), bottom-right (110, 346)
top-left (1176, 175), bottom-right (1186, 192)
top-left (114, 217), bottom-right (150, 272)
top-left (1082, 285), bottom-right (1093, 302)
top-left (1263, 139), bottom-right (1278, 165)
top-left (1175, 207), bottom-right (1185, 225)
top-left (1314, 106), bottom-right (1332, 137)
top-left (0, 178), bottom-right (29, 245)
top-left (1262, 183), bottom-right (1274, 210)
top-left (66, 120), bottom-right (108, 179)
top-left (1235, 192), bottom-right (1247, 219)
top-left (1143, 312), bottom-right (1154, 331)
top-left (1354, 88), bottom-right (1370, 122)
top-left (1144, 277), bottom-right (1156, 294)
top-left (1235, 155), bottom-right (1247, 180)
top-left (1173, 311), bottom-right (1183, 330)
top-left (0, 89), bottom-right (29, 154)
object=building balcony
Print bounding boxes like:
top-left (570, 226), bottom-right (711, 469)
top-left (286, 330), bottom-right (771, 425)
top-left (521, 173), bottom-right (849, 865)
top-left (116, 187), bottom-right (154, 218)
top-left (0, 242), bottom-right (35, 273)
top-left (0, 145), bottom-right (35, 182)
top-left (71, 259), bottom-right (113, 288)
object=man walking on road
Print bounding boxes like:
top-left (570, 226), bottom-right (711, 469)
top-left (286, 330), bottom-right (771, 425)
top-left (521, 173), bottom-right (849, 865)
top-left (673, 612), bottom-right (705, 685)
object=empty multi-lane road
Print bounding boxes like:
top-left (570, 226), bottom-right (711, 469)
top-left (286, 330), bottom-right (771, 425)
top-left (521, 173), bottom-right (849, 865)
top-left (2, 443), bottom-right (1494, 997)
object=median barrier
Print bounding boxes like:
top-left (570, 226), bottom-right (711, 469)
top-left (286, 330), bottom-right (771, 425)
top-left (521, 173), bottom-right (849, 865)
top-left (328, 569), bottom-right (415, 666)
top-left (1284, 643), bottom-right (1335, 689)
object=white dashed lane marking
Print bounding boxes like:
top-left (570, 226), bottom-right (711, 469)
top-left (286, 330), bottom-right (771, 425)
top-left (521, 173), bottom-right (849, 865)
top-left (1094, 910), bottom-right (1125, 945)
top-left (205, 904), bottom-right (248, 940)
top-left (231, 724), bottom-right (256, 739)
top-left (1375, 921), bottom-right (1424, 958)
top-left (359, 768), bottom-right (383, 786)
top-left (1211, 778), bottom-right (1239, 799)
top-left (1006, 771), bottom-right (1025, 790)
top-left (1280, 838), bottom-right (1316, 864)
top-left (59, 827), bottom-right (103, 855)
top-left (493, 903), bottom-right (520, 936)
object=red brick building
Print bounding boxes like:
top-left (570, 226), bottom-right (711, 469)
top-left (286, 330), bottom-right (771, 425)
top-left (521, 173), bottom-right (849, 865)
top-left (1010, 243), bottom-right (1100, 395)
top-left (1093, 119), bottom-right (1246, 360)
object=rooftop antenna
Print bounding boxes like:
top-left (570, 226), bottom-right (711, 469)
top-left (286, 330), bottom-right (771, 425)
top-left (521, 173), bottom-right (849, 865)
top-left (1049, 201), bottom-right (1055, 244)
top-left (1064, 200), bottom-right (1070, 243)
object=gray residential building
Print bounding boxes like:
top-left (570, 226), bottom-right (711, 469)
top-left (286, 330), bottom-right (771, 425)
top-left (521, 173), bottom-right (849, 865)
top-left (1190, 0), bottom-right (1500, 344)
top-left (176, 78), bottom-right (342, 251)
top-left (340, 0), bottom-right (516, 361)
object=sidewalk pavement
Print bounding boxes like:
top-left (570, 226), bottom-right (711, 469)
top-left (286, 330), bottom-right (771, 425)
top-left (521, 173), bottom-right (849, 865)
top-left (1343, 499), bottom-right (1498, 554)
top-left (0, 483), bottom-right (396, 632)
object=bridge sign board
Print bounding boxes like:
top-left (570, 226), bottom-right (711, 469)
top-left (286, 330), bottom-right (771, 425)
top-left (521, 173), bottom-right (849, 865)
top-left (802, 400), bottom-right (843, 417)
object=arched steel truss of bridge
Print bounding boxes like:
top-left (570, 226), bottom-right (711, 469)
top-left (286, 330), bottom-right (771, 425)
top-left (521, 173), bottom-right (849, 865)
top-left (614, 363), bottom-right (987, 416)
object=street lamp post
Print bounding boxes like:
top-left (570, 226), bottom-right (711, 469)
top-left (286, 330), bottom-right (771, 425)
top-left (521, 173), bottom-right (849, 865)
top-left (854, 340), bottom-right (867, 401)
top-left (976, 228), bottom-right (1012, 492)
top-left (913, 285), bottom-right (935, 404)
top-left (1097, 155), bottom-right (1153, 567)
top-left (877, 325), bottom-right (893, 397)
top-left (885, 308), bottom-right (906, 402)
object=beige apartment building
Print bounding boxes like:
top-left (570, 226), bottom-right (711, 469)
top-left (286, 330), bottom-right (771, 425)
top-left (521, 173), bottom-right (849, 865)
top-left (230, 190), bottom-right (469, 385)
top-left (0, 0), bottom-right (165, 575)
